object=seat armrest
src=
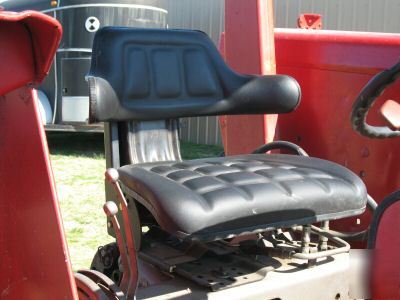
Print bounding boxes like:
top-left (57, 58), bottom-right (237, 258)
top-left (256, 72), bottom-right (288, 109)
top-left (226, 75), bottom-right (301, 114)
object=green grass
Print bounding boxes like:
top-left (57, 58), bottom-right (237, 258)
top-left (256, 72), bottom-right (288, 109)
top-left (47, 132), bottom-right (223, 270)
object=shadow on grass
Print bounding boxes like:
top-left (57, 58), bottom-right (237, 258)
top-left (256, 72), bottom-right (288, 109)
top-left (47, 132), bottom-right (105, 158)
top-left (47, 132), bottom-right (223, 159)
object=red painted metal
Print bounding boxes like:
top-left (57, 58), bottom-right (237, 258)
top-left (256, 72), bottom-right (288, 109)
top-left (221, 27), bottom-right (400, 230)
top-left (0, 11), bottom-right (78, 299)
top-left (297, 14), bottom-right (322, 30)
top-left (0, 11), bottom-right (62, 94)
top-left (274, 29), bottom-right (400, 235)
top-left (218, 31), bottom-right (226, 61)
top-left (372, 202), bottom-right (400, 299)
top-left (221, 0), bottom-right (277, 155)
top-left (222, 14), bottom-right (400, 295)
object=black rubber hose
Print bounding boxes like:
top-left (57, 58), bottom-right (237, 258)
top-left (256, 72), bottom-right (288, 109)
top-left (350, 60), bottom-right (400, 138)
top-left (252, 141), bottom-right (309, 156)
top-left (326, 229), bottom-right (368, 241)
top-left (368, 190), bottom-right (400, 249)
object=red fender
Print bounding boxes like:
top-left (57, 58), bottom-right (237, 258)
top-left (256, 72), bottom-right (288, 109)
top-left (0, 11), bottom-right (77, 299)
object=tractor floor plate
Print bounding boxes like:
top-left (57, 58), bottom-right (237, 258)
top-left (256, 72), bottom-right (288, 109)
top-left (174, 253), bottom-right (277, 291)
top-left (139, 228), bottom-right (280, 291)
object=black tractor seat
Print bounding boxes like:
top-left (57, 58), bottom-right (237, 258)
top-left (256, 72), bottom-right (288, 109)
top-left (88, 27), bottom-right (367, 242)
top-left (118, 154), bottom-right (366, 241)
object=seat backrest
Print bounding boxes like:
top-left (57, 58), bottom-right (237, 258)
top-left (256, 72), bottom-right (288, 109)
top-left (88, 27), bottom-right (301, 165)
top-left (88, 27), bottom-right (301, 123)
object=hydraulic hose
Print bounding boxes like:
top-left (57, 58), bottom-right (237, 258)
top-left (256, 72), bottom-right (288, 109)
top-left (368, 190), bottom-right (400, 249)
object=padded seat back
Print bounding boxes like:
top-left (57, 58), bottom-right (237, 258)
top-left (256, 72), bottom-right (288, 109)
top-left (88, 27), bottom-right (301, 123)
top-left (88, 28), bottom-right (301, 166)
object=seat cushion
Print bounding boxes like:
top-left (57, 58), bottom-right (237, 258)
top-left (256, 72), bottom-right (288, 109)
top-left (118, 154), bottom-right (367, 241)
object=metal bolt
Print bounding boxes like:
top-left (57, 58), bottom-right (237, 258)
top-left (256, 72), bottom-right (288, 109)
top-left (361, 147), bottom-right (370, 158)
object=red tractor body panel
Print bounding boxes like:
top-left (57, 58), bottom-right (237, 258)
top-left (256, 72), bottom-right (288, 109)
top-left (0, 11), bottom-right (77, 300)
top-left (373, 201), bottom-right (400, 298)
top-left (274, 29), bottom-right (400, 234)
top-left (222, 22), bottom-right (400, 299)
top-left (222, 26), bottom-right (400, 233)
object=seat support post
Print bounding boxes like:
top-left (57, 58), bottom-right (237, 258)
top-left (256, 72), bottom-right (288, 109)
top-left (301, 225), bottom-right (312, 254)
top-left (319, 221), bottom-right (330, 251)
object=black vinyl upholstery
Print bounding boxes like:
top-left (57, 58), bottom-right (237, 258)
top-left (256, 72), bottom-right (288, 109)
top-left (119, 154), bottom-right (367, 241)
top-left (88, 28), bottom-right (301, 122)
top-left (88, 28), bottom-right (367, 242)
